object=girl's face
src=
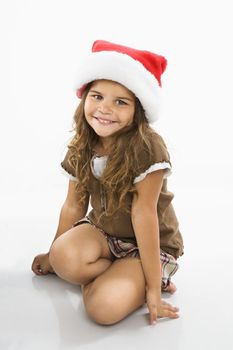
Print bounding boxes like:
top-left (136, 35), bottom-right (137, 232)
top-left (84, 80), bottom-right (135, 143)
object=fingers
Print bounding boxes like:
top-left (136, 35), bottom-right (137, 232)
top-left (159, 300), bottom-right (180, 319)
top-left (148, 303), bottom-right (179, 325)
top-left (147, 303), bottom-right (158, 325)
top-left (159, 308), bottom-right (179, 319)
top-left (162, 300), bottom-right (179, 311)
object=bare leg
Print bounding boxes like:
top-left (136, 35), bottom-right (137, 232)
top-left (82, 258), bottom-right (179, 325)
top-left (49, 223), bottom-right (114, 285)
top-left (82, 257), bottom-right (146, 325)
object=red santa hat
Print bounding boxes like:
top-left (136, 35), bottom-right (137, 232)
top-left (74, 40), bottom-right (167, 123)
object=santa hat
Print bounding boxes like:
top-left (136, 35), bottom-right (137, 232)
top-left (74, 40), bottom-right (167, 123)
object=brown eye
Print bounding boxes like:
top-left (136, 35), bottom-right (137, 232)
top-left (91, 94), bottom-right (102, 100)
top-left (116, 99), bottom-right (127, 105)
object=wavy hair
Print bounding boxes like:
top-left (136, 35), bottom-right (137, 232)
top-left (67, 81), bottom-right (156, 216)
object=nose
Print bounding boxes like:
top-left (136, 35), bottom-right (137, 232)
top-left (97, 100), bottom-right (112, 114)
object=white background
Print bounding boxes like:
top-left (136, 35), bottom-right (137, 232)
top-left (1, 0), bottom-right (233, 349)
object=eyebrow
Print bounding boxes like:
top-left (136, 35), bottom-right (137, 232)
top-left (89, 90), bottom-right (134, 102)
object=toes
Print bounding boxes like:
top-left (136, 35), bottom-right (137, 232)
top-left (162, 282), bottom-right (177, 294)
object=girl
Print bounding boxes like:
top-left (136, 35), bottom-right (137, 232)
top-left (32, 40), bottom-right (184, 326)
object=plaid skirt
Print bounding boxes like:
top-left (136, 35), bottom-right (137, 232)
top-left (73, 216), bottom-right (179, 291)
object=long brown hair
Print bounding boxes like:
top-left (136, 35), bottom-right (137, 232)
top-left (67, 81), bottom-right (156, 216)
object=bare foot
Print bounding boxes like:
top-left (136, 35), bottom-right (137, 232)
top-left (162, 281), bottom-right (177, 294)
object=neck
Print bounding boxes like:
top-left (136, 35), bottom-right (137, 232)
top-left (99, 136), bottom-right (114, 153)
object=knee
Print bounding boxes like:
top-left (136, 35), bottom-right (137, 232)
top-left (49, 239), bottom-right (86, 284)
top-left (49, 240), bottom-right (63, 270)
top-left (84, 289), bottom-right (123, 325)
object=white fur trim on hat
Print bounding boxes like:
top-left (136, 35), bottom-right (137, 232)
top-left (73, 51), bottom-right (161, 123)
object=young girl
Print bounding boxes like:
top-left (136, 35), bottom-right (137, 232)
top-left (32, 40), bottom-right (184, 326)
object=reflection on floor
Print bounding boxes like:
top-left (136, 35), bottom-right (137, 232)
top-left (1, 189), bottom-right (233, 350)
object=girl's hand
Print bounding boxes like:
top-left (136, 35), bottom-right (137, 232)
top-left (31, 252), bottom-right (54, 276)
top-left (146, 288), bottom-right (179, 325)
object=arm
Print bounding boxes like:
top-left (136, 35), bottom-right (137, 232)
top-left (31, 180), bottom-right (89, 275)
top-left (131, 170), bottom-right (163, 293)
top-left (50, 180), bottom-right (89, 247)
top-left (131, 170), bottom-right (179, 324)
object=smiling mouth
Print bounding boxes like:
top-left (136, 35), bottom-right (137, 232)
top-left (94, 117), bottom-right (117, 125)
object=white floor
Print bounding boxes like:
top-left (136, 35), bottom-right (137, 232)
top-left (1, 184), bottom-right (233, 350)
